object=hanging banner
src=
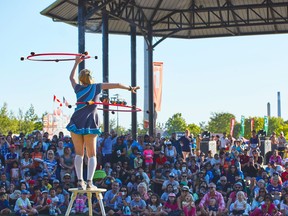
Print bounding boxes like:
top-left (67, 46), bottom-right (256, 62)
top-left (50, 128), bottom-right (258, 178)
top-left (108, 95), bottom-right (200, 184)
top-left (263, 116), bottom-right (269, 134)
top-left (240, 116), bottom-right (245, 137)
top-left (251, 118), bottom-right (254, 132)
top-left (153, 62), bottom-right (163, 112)
top-left (230, 118), bottom-right (235, 136)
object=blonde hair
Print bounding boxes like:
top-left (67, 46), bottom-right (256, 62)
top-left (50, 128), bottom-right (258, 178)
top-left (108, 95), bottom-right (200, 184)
top-left (79, 69), bottom-right (94, 85)
top-left (236, 191), bottom-right (247, 201)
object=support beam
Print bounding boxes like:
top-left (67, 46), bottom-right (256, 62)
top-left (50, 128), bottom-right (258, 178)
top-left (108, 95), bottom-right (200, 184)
top-left (130, 25), bottom-right (137, 139)
top-left (102, 9), bottom-right (109, 133)
top-left (147, 25), bottom-right (154, 136)
top-left (78, 0), bottom-right (86, 71)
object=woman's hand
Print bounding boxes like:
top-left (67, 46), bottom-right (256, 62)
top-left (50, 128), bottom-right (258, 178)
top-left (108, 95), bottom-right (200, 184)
top-left (129, 86), bottom-right (140, 93)
top-left (75, 55), bottom-right (84, 64)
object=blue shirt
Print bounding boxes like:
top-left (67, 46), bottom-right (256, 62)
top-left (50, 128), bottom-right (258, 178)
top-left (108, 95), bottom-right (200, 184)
top-left (102, 137), bottom-right (113, 155)
top-left (103, 190), bottom-right (117, 209)
top-left (130, 199), bottom-right (146, 209)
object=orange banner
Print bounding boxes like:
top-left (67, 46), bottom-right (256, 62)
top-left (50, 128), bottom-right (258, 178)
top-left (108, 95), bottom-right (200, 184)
top-left (153, 62), bottom-right (163, 112)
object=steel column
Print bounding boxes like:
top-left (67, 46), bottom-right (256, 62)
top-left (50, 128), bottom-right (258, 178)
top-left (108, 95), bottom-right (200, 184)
top-left (147, 26), bottom-right (154, 136)
top-left (78, 0), bottom-right (86, 71)
top-left (102, 9), bottom-right (109, 133)
top-left (130, 25), bottom-right (137, 140)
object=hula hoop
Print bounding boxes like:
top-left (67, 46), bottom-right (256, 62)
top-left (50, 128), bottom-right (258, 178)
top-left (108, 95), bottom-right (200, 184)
top-left (73, 101), bottom-right (142, 113)
top-left (20, 52), bottom-right (97, 62)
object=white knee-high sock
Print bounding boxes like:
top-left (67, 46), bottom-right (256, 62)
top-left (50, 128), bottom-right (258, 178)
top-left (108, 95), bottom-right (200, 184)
top-left (87, 156), bottom-right (97, 181)
top-left (74, 155), bottom-right (84, 181)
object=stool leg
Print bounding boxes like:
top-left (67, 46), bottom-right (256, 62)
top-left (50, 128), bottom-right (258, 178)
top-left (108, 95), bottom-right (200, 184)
top-left (96, 192), bottom-right (106, 216)
top-left (87, 192), bottom-right (92, 216)
top-left (65, 192), bottom-right (77, 216)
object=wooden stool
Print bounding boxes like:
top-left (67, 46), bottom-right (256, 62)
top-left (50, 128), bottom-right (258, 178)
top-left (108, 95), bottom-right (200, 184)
top-left (65, 188), bottom-right (107, 216)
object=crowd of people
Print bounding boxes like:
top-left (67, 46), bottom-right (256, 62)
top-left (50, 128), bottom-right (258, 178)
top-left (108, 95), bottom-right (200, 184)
top-left (0, 129), bottom-right (287, 216)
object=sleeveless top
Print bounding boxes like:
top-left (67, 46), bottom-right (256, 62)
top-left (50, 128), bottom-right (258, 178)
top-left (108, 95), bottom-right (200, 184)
top-left (66, 83), bottom-right (102, 135)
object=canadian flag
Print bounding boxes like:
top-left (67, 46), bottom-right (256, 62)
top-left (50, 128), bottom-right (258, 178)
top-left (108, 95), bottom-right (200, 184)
top-left (63, 97), bottom-right (70, 107)
top-left (53, 95), bottom-right (62, 106)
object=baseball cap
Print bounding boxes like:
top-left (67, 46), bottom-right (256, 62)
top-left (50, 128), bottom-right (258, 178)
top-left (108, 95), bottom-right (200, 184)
top-left (21, 190), bottom-right (29, 195)
top-left (41, 190), bottom-right (48, 194)
top-left (234, 182), bottom-right (243, 187)
top-left (169, 173), bottom-right (175, 177)
top-left (182, 186), bottom-right (189, 191)
top-left (168, 193), bottom-right (176, 197)
top-left (258, 179), bottom-right (265, 184)
top-left (53, 179), bottom-right (60, 183)
top-left (10, 144), bottom-right (16, 148)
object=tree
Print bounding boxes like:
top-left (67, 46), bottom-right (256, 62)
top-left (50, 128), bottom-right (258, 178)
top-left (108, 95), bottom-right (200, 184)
top-left (207, 112), bottom-right (236, 134)
top-left (165, 113), bottom-right (187, 135)
top-left (187, 123), bottom-right (201, 137)
top-left (21, 105), bottom-right (39, 134)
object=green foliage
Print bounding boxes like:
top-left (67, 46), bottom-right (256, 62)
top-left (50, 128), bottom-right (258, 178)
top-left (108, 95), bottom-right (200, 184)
top-left (187, 123), bottom-right (201, 137)
top-left (207, 112), bottom-right (236, 134)
top-left (165, 113), bottom-right (187, 135)
top-left (0, 103), bottom-right (39, 135)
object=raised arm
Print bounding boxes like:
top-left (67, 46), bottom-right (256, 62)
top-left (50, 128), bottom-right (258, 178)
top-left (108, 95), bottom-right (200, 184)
top-left (70, 56), bottom-right (83, 88)
top-left (101, 83), bottom-right (140, 93)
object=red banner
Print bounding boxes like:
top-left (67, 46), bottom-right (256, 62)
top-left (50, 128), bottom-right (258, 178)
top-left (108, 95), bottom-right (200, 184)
top-left (153, 62), bottom-right (163, 112)
top-left (251, 118), bottom-right (254, 132)
top-left (230, 118), bottom-right (235, 136)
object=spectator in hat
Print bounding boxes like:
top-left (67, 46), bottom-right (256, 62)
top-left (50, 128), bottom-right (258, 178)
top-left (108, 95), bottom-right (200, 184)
top-left (52, 179), bottom-right (60, 189)
top-left (198, 182), bottom-right (227, 215)
top-left (0, 173), bottom-right (10, 190)
top-left (155, 151), bottom-right (167, 169)
top-left (162, 173), bottom-right (179, 195)
top-left (160, 183), bottom-right (174, 204)
top-left (62, 173), bottom-right (75, 192)
top-left (163, 192), bottom-right (179, 215)
top-left (165, 142), bottom-right (177, 164)
top-left (14, 190), bottom-right (38, 216)
top-left (226, 182), bottom-right (248, 210)
top-left (253, 179), bottom-right (266, 199)
top-left (134, 152), bottom-right (143, 169)
top-left (37, 190), bottom-right (50, 214)
top-left (176, 185), bottom-right (190, 211)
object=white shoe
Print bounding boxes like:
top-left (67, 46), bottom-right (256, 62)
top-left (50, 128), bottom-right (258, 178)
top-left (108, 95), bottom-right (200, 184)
top-left (77, 180), bottom-right (87, 190)
top-left (86, 180), bottom-right (97, 190)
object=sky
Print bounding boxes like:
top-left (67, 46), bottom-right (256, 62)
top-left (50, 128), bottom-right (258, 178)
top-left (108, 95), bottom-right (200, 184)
top-left (1, 0), bottom-right (288, 131)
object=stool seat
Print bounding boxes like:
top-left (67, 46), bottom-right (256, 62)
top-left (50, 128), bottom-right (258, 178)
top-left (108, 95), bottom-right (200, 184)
top-left (65, 187), bottom-right (107, 216)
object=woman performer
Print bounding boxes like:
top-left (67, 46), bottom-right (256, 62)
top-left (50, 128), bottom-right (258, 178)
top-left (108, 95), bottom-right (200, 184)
top-left (66, 55), bottom-right (139, 190)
